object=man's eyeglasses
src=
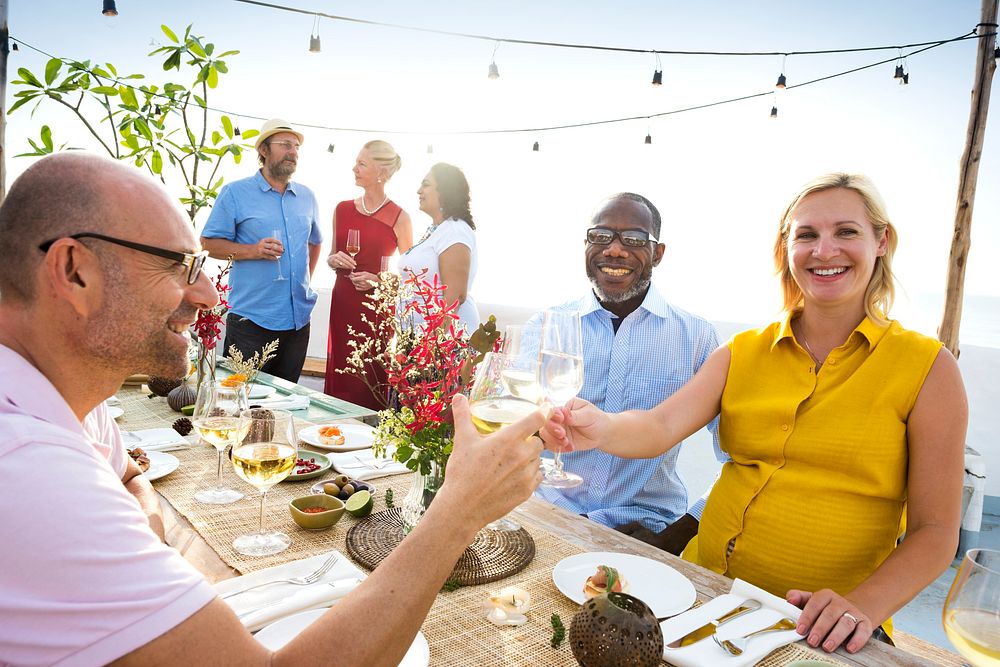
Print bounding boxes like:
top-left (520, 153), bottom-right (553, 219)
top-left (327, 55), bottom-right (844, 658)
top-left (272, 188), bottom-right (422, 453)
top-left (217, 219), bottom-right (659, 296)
top-left (267, 140), bottom-right (301, 151)
top-left (38, 233), bottom-right (209, 285)
top-left (585, 227), bottom-right (658, 248)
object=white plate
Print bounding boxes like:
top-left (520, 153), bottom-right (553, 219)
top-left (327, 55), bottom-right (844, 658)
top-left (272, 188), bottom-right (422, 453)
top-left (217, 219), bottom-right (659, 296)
top-left (142, 451), bottom-right (180, 481)
top-left (299, 423), bottom-right (376, 452)
top-left (248, 384), bottom-right (276, 399)
top-left (254, 607), bottom-right (430, 665)
top-left (107, 405), bottom-right (125, 420)
top-left (551, 551), bottom-right (696, 618)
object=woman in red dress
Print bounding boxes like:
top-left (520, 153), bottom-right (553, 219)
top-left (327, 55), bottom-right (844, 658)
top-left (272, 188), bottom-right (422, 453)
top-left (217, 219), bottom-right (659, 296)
top-left (325, 141), bottom-right (413, 408)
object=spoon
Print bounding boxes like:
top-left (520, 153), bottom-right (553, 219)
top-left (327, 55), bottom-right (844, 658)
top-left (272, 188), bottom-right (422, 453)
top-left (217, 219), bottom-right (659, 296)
top-left (713, 617), bottom-right (797, 656)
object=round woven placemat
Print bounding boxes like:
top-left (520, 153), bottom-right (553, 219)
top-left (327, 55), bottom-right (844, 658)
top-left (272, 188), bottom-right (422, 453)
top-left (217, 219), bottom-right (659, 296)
top-left (346, 508), bottom-right (535, 585)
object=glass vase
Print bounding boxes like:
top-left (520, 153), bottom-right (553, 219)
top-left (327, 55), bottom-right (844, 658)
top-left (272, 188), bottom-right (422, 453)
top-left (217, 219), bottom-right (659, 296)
top-left (401, 459), bottom-right (445, 534)
top-left (196, 342), bottom-right (217, 388)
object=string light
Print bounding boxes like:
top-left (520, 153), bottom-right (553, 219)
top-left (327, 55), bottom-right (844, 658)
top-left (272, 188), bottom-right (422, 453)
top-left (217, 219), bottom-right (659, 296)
top-left (532, 141), bottom-right (539, 152)
top-left (101, 0), bottom-right (118, 17)
top-left (234, 126), bottom-right (241, 136)
top-left (644, 133), bottom-right (652, 144)
top-left (11, 42), bottom-right (18, 52)
top-left (770, 92), bottom-right (778, 118)
top-left (309, 15), bottom-right (321, 53)
top-left (776, 55), bottom-right (787, 88)
top-left (488, 41), bottom-right (500, 79)
top-left (652, 53), bottom-right (663, 86)
top-left (327, 143), bottom-right (335, 153)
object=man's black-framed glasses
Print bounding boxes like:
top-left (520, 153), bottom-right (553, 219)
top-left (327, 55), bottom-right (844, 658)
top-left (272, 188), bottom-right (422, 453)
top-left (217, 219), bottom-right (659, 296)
top-left (38, 233), bottom-right (209, 285)
top-left (585, 227), bottom-right (658, 248)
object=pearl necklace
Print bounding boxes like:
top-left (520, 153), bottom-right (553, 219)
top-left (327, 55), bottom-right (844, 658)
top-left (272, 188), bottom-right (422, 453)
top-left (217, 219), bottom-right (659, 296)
top-left (359, 194), bottom-right (389, 216)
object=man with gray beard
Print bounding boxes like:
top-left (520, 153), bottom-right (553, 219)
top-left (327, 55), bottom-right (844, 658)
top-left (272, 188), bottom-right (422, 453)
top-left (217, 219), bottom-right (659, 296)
top-left (201, 118), bottom-right (322, 381)
top-left (529, 193), bottom-right (722, 554)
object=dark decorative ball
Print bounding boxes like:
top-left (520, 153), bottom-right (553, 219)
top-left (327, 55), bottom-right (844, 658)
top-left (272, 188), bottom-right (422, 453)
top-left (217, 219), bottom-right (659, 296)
top-left (172, 417), bottom-right (193, 436)
top-left (148, 376), bottom-right (183, 397)
top-left (569, 593), bottom-right (664, 667)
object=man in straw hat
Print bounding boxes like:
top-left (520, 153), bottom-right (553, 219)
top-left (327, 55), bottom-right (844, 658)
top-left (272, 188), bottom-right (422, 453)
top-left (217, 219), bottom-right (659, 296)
top-left (0, 152), bottom-right (547, 665)
top-left (201, 118), bottom-right (322, 381)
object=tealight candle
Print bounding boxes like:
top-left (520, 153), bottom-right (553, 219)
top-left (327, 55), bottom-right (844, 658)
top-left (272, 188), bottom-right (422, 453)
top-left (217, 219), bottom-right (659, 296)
top-left (483, 585), bottom-right (531, 626)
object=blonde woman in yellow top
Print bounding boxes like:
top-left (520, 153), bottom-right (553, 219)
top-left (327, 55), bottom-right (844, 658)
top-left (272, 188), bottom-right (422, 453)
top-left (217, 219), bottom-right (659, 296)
top-left (542, 173), bottom-right (967, 655)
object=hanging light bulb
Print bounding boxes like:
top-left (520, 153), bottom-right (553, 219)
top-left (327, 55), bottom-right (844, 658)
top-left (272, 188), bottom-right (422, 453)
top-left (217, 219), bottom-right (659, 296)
top-left (11, 41), bottom-right (18, 52)
top-left (770, 105), bottom-right (778, 119)
top-left (651, 69), bottom-right (663, 86)
top-left (893, 64), bottom-right (904, 79)
top-left (901, 72), bottom-right (909, 85)
top-left (309, 15), bottom-right (321, 53)
top-left (644, 133), bottom-right (652, 145)
top-left (154, 105), bottom-right (162, 115)
top-left (234, 126), bottom-right (241, 137)
top-left (776, 73), bottom-right (787, 89)
top-left (327, 144), bottom-right (335, 153)
top-left (532, 141), bottom-right (539, 152)
top-left (101, 0), bottom-right (118, 16)
top-left (488, 62), bottom-right (499, 79)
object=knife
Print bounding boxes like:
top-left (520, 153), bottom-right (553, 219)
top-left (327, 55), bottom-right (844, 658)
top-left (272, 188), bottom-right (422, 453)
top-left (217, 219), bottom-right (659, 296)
top-left (666, 598), bottom-right (762, 648)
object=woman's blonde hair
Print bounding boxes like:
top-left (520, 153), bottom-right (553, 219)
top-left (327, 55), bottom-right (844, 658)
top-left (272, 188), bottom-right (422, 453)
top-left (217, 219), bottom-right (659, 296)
top-left (363, 140), bottom-right (402, 180)
top-left (773, 173), bottom-right (898, 324)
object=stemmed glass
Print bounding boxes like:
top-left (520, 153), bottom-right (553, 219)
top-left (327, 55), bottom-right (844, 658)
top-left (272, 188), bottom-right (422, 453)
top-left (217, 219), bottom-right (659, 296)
top-left (468, 347), bottom-right (542, 531)
top-left (231, 409), bottom-right (298, 556)
top-left (271, 228), bottom-right (286, 282)
top-left (539, 310), bottom-right (584, 488)
top-left (943, 548), bottom-right (1000, 666)
top-left (345, 229), bottom-right (361, 273)
top-left (191, 381), bottom-right (247, 504)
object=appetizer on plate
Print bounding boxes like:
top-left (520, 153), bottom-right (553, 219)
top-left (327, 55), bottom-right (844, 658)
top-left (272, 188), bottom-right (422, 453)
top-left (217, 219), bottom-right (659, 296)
top-left (584, 565), bottom-right (629, 599)
top-left (128, 447), bottom-right (151, 473)
top-left (318, 425), bottom-right (345, 446)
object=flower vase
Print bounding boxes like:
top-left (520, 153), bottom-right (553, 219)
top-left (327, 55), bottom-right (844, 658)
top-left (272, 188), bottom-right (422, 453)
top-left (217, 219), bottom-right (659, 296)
top-left (196, 342), bottom-right (217, 388)
top-left (401, 460), bottom-right (445, 533)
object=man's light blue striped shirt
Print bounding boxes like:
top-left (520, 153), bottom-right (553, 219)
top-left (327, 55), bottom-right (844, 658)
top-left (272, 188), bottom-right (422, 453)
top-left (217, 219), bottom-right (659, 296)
top-left (533, 284), bottom-right (722, 532)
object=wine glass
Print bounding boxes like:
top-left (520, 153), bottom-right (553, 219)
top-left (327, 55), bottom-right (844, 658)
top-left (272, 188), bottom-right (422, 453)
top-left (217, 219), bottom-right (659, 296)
top-left (538, 310), bottom-right (584, 488)
top-left (191, 381), bottom-right (247, 504)
top-left (271, 228), bottom-right (286, 282)
top-left (380, 255), bottom-right (392, 275)
top-left (346, 229), bottom-right (361, 273)
top-left (231, 409), bottom-right (298, 556)
top-left (468, 351), bottom-right (542, 531)
top-left (943, 548), bottom-right (1000, 666)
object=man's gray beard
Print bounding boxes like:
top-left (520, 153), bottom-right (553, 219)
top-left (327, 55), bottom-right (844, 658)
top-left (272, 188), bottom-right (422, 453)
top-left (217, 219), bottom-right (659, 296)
top-left (268, 159), bottom-right (296, 181)
top-left (588, 273), bottom-right (651, 304)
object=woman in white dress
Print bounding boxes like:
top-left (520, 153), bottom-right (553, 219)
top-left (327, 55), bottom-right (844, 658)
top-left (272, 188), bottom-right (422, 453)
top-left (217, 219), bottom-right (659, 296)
top-left (398, 162), bottom-right (480, 332)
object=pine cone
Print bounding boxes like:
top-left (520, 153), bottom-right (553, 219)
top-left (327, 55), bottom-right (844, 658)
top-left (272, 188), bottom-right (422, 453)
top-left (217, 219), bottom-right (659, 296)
top-left (148, 376), bottom-right (183, 397)
top-left (172, 417), bottom-right (193, 436)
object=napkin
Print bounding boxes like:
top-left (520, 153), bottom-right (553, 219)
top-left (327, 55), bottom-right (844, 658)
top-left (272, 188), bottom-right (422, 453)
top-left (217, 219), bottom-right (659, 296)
top-left (122, 427), bottom-right (190, 452)
top-left (328, 448), bottom-right (410, 480)
top-left (249, 394), bottom-right (310, 411)
top-left (216, 551), bottom-right (366, 632)
top-left (661, 579), bottom-right (803, 667)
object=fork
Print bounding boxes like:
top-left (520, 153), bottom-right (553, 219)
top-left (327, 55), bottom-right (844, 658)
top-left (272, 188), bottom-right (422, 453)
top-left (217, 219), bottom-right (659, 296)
top-left (713, 617), bottom-right (797, 656)
top-left (354, 455), bottom-right (387, 470)
top-left (220, 553), bottom-right (339, 600)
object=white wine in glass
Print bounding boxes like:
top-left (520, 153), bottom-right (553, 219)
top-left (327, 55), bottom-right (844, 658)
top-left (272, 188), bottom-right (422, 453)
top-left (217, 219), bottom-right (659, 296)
top-left (191, 381), bottom-right (247, 505)
top-left (346, 229), bottom-right (361, 259)
top-left (539, 310), bottom-right (584, 488)
top-left (231, 409), bottom-right (298, 557)
top-left (943, 548), bottom-right (1000, 666)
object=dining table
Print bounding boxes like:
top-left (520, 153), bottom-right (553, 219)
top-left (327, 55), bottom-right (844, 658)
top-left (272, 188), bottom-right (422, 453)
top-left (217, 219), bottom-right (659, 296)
top-left (116, 377), bottom-right (961, 667)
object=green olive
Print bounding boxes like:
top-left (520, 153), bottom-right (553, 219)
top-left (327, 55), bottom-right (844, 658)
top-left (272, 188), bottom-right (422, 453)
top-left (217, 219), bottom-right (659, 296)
top-left (341, 483), bottom-right (355, 496)
top-left (334, 474), bottom-right (350, 487)
top-left (323, 482), bottom-right (340, 496)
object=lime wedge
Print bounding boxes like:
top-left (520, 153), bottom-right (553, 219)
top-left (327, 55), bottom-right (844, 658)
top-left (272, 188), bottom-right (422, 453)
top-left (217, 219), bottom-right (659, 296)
top-left (345, 489), bottom-right (373, 517)
top-left (181, 405), bottom-right (195, 416)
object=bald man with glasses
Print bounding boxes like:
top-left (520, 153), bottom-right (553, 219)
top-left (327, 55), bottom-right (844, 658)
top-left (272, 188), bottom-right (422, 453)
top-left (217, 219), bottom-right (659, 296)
top-left (0, 152), bottom-right (547, 666)
top-left (201, 118), bottom-right (323, 382)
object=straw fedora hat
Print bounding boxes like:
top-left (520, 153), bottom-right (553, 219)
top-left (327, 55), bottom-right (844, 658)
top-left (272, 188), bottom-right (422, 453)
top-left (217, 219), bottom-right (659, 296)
top-left (255, 118), bottom-right (305, 151)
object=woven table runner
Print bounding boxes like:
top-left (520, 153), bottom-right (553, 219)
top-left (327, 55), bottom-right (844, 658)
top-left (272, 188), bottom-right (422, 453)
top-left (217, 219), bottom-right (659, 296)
top-left (117, 385), bottom-right (848, 666)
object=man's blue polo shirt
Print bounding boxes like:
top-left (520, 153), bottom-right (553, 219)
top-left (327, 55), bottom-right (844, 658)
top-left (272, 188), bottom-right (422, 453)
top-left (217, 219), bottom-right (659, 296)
top-left (202, 170), bottom-right (323, 331)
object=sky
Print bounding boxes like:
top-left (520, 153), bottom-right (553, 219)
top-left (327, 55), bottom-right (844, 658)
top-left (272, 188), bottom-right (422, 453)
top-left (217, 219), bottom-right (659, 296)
top-left (6, 0), bottom-right (999, 344)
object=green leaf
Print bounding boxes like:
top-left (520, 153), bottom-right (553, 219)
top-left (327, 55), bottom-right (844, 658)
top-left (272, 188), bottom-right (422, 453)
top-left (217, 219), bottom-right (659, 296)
top-left (151, 151), bottom-right (163, 174)
top-left (163, 51), bottom-right (181, 71)
top-left (44, 58), bottom-right (62, 86)
top-left (40, 126), bottom-right (54, 151)
top-left (7, 95), bottom-right (37, 114)
top-left (17, 67), bottom-right (42, 87)
top-left (241, 129), bottom-right (259, 139)
top-left (193, 95), bottom-right (206, 109)
top-left (92, 86), bottom-right (119, 96)
top-left (187, 39), bottom-right (207, 58)
top-left (211, 130), bottom-right (222, 145)
top-left (213, 177), bottom-right (224, 190)
top-left (206, 66), bottom-right (218, 89)
top-left (92, 66), bottom-right (110, 78)
top-left (123, 135), bottom-right (140, 151)
top-left (106, 62), bottom-right (118, 77)
top-left (214, 61), bottom-right (228, 74)
top-left (161, 25), bottom-right (179, 43)
top-left (119, 85), bottom-right (138, 108)
top-left (221, 115), bottom-right (233, 139)
top-left (205, 42), bottom-right (215, 56)
top-left (133, 117), bottom-right (153, 140)
top-left (217, 50), bottom-right (240, 58)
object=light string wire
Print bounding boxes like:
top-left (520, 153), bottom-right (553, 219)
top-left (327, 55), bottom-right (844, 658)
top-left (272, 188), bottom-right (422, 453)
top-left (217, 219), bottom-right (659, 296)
top-left (232, 0), bottom-right (982, 58)
top-left (6, 29), bottom-right (992, 137)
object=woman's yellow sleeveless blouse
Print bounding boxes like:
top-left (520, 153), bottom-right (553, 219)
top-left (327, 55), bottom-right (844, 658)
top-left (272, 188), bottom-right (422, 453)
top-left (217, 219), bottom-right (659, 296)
top-left (691, 316), bottom-right (941, 598)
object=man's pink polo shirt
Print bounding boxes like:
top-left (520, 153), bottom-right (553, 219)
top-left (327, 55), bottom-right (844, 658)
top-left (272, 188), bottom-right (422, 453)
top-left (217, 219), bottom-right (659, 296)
top-left (0, 345), bottom-right (216, 666)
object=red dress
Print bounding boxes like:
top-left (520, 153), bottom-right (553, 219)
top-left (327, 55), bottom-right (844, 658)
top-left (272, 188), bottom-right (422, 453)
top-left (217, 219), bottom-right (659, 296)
top-left (324, 199), bottom-right (402, 409)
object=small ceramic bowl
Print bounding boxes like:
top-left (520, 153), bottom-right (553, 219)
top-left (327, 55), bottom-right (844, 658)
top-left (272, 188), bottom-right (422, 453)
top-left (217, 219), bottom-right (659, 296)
top-left (289, 494), bottom-right (345, 530)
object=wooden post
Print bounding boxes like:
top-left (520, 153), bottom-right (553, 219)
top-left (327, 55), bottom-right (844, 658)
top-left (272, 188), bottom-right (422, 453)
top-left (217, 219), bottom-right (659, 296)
top-left (939, 0), bottom-right (998, 356)
top-left (0, 0), bottom-right (8, 204)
